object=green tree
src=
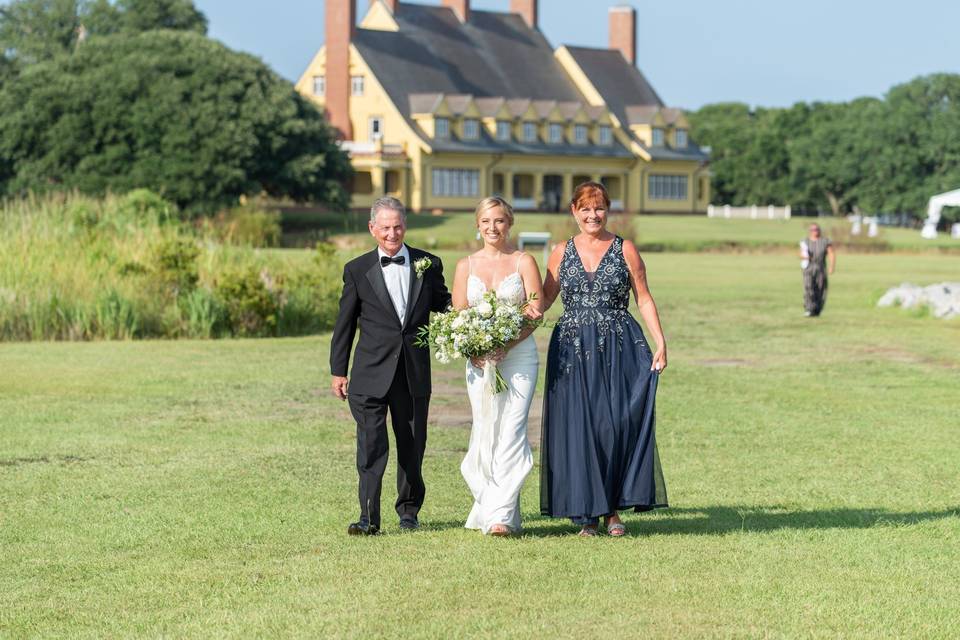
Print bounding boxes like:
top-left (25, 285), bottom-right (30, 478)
top-left (0, 0), bottom-right (207, 66)
top-left (0, 0), bottom-right (83, 64)
top-left (0, 29), bottom-right (350, 211)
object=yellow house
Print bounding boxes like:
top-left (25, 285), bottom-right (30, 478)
top-left (297, 0), bottom-right (710, 213)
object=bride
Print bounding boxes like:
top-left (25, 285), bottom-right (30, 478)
top-left (451, 197), bottom-right (544, 536)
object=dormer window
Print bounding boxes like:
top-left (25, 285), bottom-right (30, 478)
top-left (675, 128), bottom-right (688, 148)
top-left (436, 117), bottom-right (450, 139)
top-left (599, 126), bottom-right (613, 146)
top-left (351, 75), bottom-right (365, 97)
top-left (522, 122), bottom-right (538, 143)
top-left (652, 127), bottom-right (664, 146)
top-left (463, 118), bottom-right (480, 140)
top-left (574, 124), bottom-right (588, 145)
top-left (312, 75), bottom-right (325, 97)
top-left (549, 124), bottom-right (564, 144)
top-left (496, 120), bottom-right (511, 141)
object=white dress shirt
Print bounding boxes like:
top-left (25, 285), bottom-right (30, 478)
top-left (378, 244), bottom-right (411, 322)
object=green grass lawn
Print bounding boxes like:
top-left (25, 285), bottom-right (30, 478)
top-left (283, 209), bottom-right (960, 253)
top-left (2, 251), bottom-right (959, 637)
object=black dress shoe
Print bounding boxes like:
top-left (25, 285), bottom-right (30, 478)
top-left (398, 516), bottom-right (420, 531)
top-left (347, 520), bottom-right (380, 536)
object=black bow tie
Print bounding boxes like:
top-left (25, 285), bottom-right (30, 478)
top-left (380, 255), bottom-right (406, 267)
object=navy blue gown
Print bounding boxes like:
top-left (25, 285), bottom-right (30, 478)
top-left (540, 236), bottom-right (668, 523)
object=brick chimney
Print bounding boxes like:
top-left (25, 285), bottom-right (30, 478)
top-left (510, 0), bottom-right (537, 30)
top-left (325, 0), bottom-right (356, 139)
top-left (442, 0), bottom-right (469, 22)
top-left (609, 5), bottom-right (636, 66)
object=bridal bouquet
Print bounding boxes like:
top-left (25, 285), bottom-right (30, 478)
top-left (415, 292), bottom-right (537, 394)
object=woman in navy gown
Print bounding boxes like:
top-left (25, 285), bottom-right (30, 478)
top-left (540, 182), bottom-right (668, 536)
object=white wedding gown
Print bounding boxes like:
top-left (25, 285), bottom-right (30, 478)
top-left (461, 266), bottom-right (538, 534)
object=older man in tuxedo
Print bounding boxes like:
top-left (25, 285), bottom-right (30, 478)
top-left (330, 197), bottom-right (451, 535)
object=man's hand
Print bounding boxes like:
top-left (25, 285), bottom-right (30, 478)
top-left (331, 376), bottom-right (349, 400)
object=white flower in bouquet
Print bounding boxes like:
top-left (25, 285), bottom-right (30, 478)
top-left (415, 291), bottom-right (540, 394)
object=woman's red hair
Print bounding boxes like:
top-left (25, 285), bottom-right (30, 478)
top-left (571, 181), bottom-right (611, 210)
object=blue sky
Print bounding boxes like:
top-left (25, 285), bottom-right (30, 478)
top-left (194, 0), bottom-right (960, 110)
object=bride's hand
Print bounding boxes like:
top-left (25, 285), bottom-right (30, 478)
top-left (470, 356), bottom-right (485, 368)
top-left (487, 347), bottom-right (507, 364)
top-left (650, 347), bottom-right (667, 373)
top-left (524, 306), bottom-right (543, 321)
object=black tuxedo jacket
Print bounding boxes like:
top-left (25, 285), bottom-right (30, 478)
top-left (330, 245), bottom-right (451, 398)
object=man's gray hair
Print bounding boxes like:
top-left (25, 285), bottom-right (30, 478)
top-left (370, 196), bottom-right (407, 223)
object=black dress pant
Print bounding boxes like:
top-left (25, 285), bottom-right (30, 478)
top-left (348, 361), bottom-right (429, 527)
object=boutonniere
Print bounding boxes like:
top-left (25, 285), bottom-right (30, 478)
top-left (414, 257), bottom-right (432, 279)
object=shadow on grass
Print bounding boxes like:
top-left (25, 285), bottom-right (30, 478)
top-left (423, 506), bottom-right (960, 538)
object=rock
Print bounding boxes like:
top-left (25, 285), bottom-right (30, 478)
top-left (878, 282), bottom-right (960, 319)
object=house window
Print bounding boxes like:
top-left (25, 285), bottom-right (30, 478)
top-left (435, 117), bottom-right (450, 139)
top-left (351, 75), bottom-right (364, 96)
top-left (522, 122), bottom-right (537, 143)
top-left (649, 174), bottom-right (688, 200)
top-left (599, 126), bottom-right (613, 146)
top-left (432, 168), bottom-right (480, 197)
top-left (369, 116), bottom-right (383, 141)
top-left (463, 118), bottom-right (480, 140)
top-left (652, 127), bottom-right (665, 146)
top-left (496, 120), bottom-right (511, 141)
top-left (549, 123), bottom-right (564, 144)
top-left (574, 124), bottom-right (588, 145)
top-left (675, 128), bottom-right (688, 148)
top-left (312, 75), bottom-right (325, 97)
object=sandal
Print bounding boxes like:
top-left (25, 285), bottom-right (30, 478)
top-left (488, 524), bottom-right (512, 537)
top-left (606, 523), bottom-right (627, 537)
top-left (578, 525), bottom-right (598, 537)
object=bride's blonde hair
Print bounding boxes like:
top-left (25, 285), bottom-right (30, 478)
top-left (474, 196), bottom-right (515, 227)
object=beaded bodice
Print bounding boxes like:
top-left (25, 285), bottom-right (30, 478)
top-left (559, 236), bottom-right (630, 311)
top-left (554, 236), bottom-right (646, 357)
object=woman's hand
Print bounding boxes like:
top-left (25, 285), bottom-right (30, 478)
top-left (523, 305), bottom-right (543, 321)
top-left (470, 347), bottom-right (506, 369)
top-left (651, 347), bottom-right (667, 373)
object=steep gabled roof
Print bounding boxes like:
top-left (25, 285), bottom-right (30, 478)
top-left (564, 46), bottom-right (663, 126)
top-left (353, 2), bottom-right (585, 125)
top-left (564, 46), bottom-right (707, 161)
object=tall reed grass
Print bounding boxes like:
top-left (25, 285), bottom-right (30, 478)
top-left (0, 191), bottom-right (341, 341)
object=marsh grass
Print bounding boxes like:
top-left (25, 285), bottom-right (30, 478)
top-left (1, 251), bottom-right (958, 637)
top-left (0, 192), bottom-right (342, 340)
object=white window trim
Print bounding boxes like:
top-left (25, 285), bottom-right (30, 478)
top-left (435, 117), bottom-right (450, 139)
top-left (522, 122), bottom-right (538, 143)
top-left (649, 174), bottom-right (688, 201)
top-left (599, 126), bottom-right (613, 146)
top-left (574, 124), bottom-right (588, 145)
top-left (432, 168), bottom-right (480, 198)
top-left (463, 119), bottom-right (480, 140)
top-left (369, 116), bottom-right (383, 141)
top-left (312, 75), bottom-right (325, 97)
top-left (496, 120), bottom-right (511, 141)
top-left (675, 128), bottom-right (688, 148)
top-left (351, 75), bottom-right (364, 97)
top-left (652, 127), bottom-right (665, 146)
top-left (549, 123), bottom-right (563, 144)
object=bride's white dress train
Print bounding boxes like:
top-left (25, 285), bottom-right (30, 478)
top-left (461, 265), bottom-right (538, 533)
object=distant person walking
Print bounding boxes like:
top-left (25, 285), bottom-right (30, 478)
top-left (800, 223), bottom-right (836, 317)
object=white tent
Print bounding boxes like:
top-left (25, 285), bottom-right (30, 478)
top-left (921, 188), bottom-right (960, 239)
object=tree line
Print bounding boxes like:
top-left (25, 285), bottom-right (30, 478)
top-left (689, 74), bottom-right (960, 219)
top-left (0, 0), bottom-right (351, 213)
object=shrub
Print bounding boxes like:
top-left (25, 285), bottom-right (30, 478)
top-left (214, 267), bottom-right (282, 337)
